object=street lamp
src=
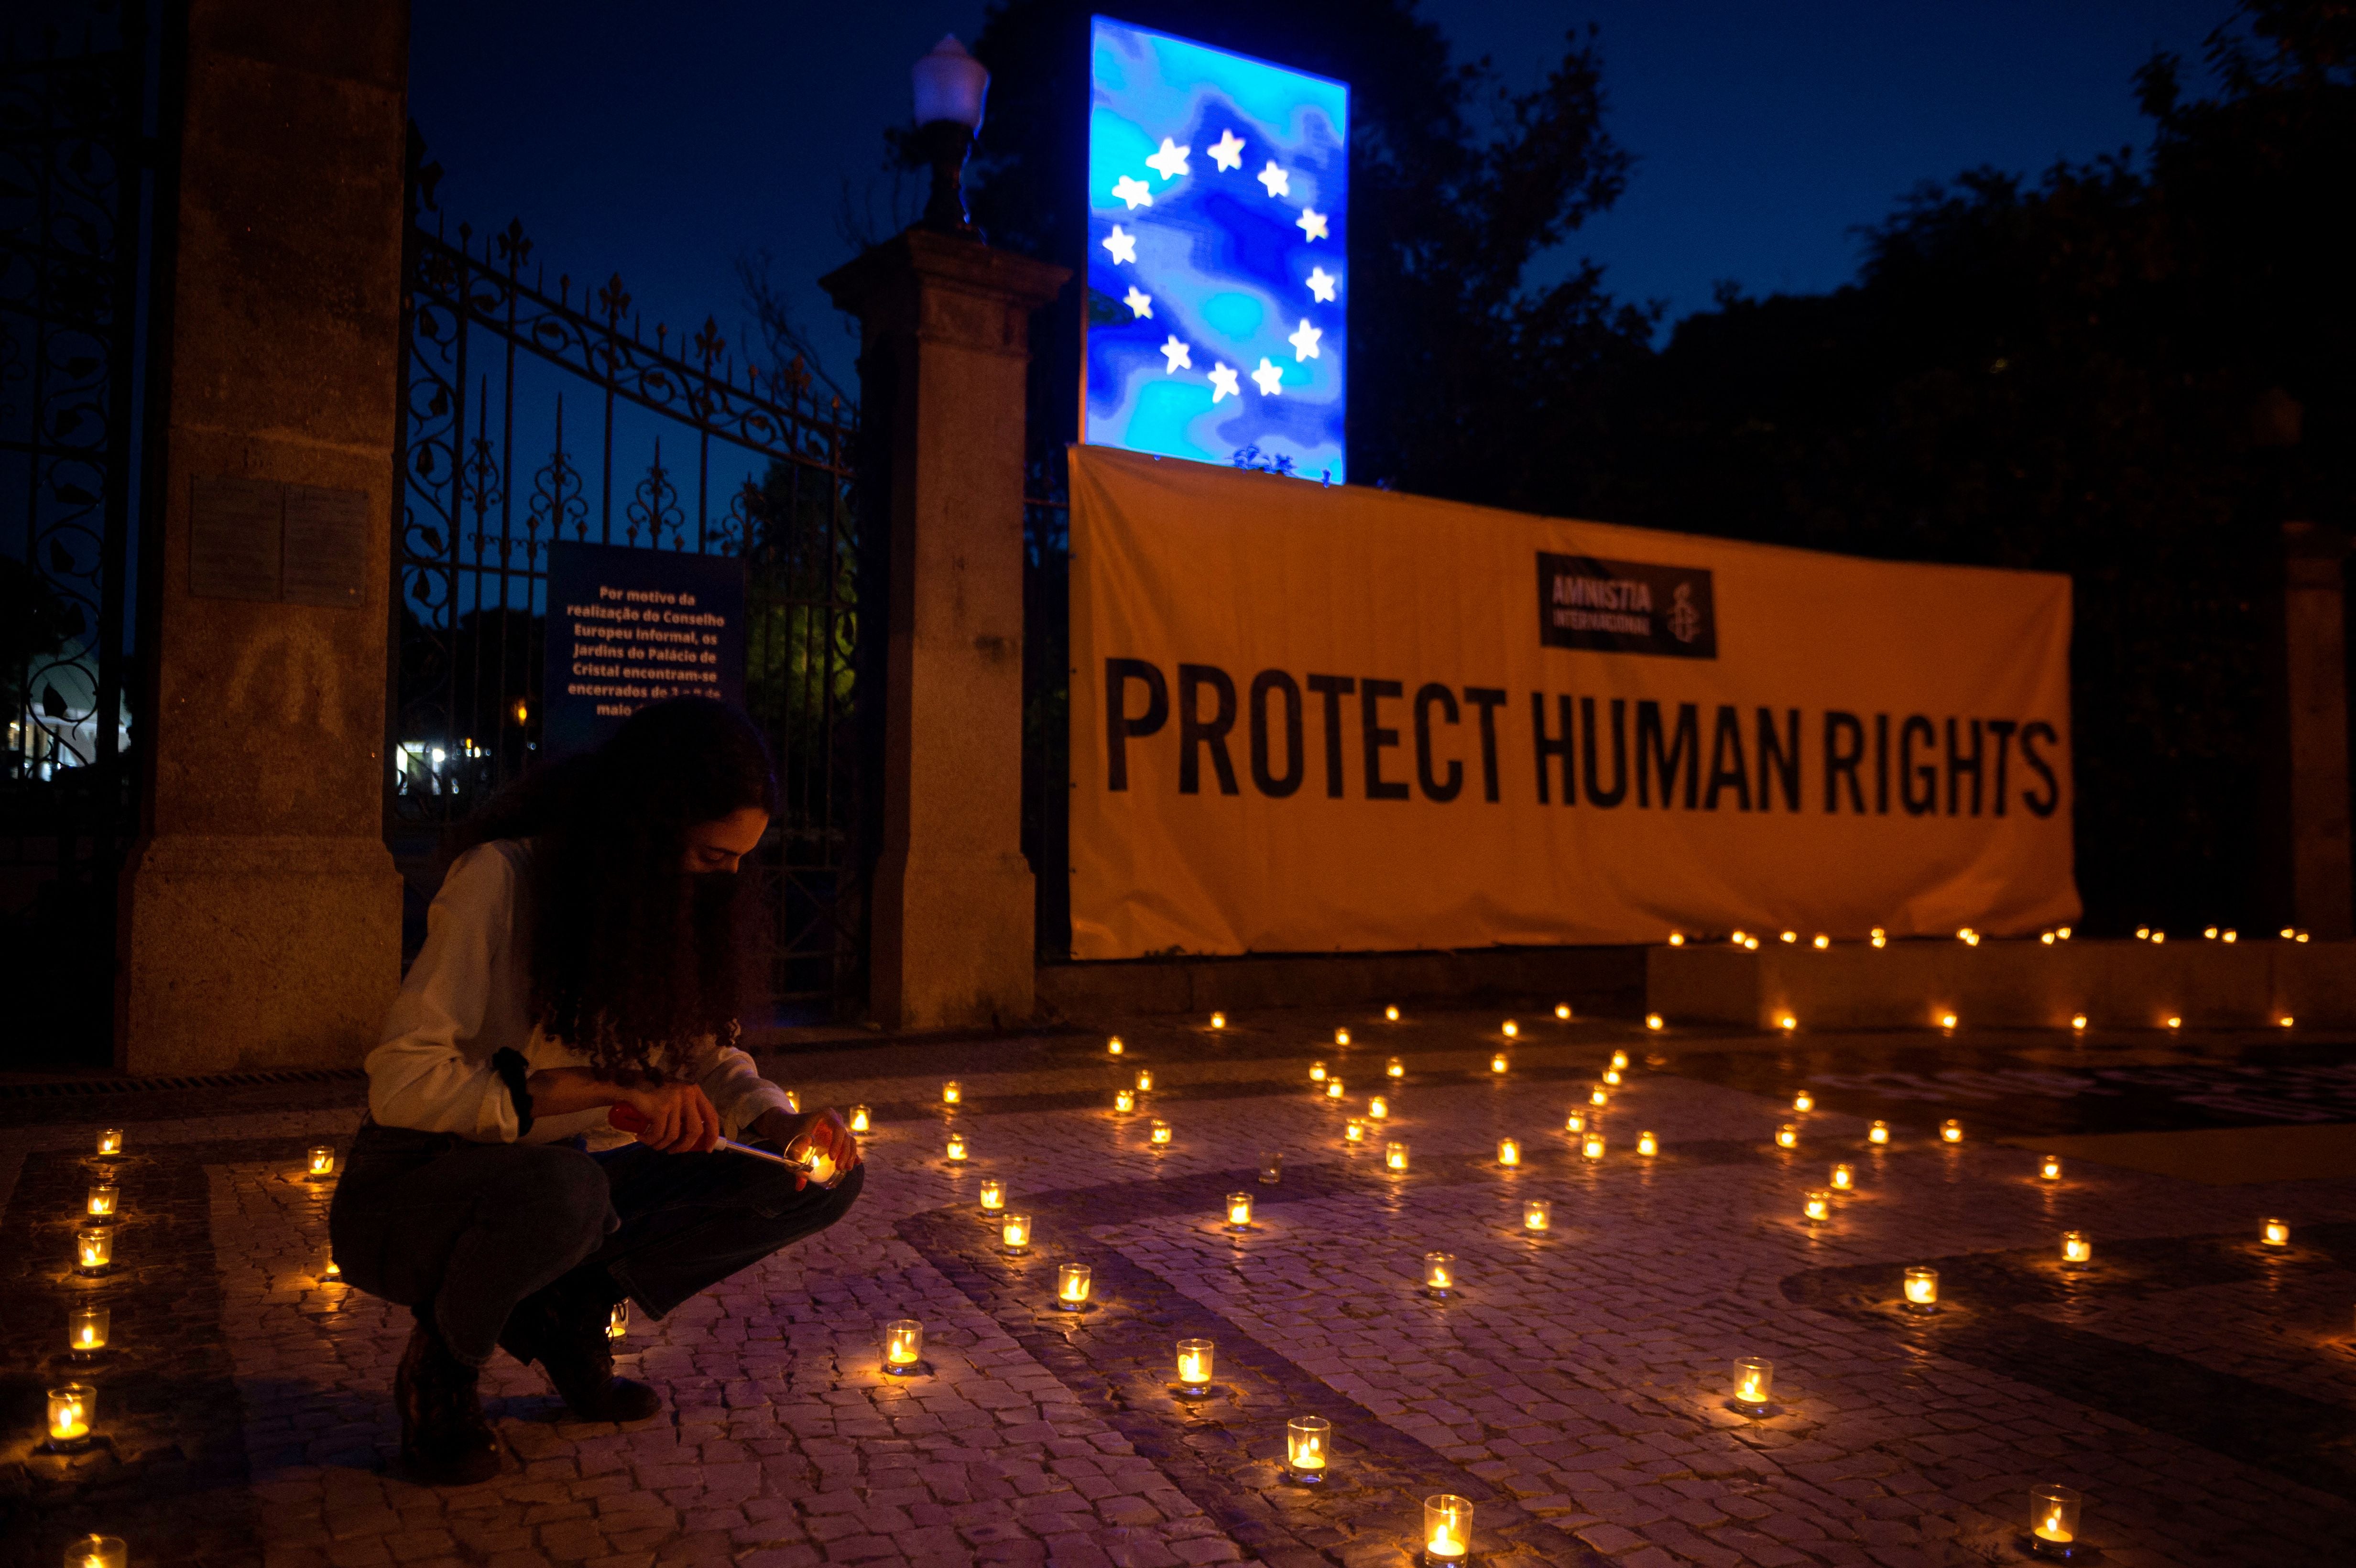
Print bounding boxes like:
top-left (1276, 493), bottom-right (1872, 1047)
top-left (913, 36), bottom-right (988, 236)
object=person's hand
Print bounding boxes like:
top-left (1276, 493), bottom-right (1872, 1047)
top-left (619, 1080), bottom-right (722, 1153)
top-left (752, 1106), bottom-right (863, 1191)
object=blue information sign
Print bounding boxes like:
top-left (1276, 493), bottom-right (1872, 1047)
top-left (542, 540), bottom-right (747, 758)
top-left (1083, 16), bottom-right (1348, 483)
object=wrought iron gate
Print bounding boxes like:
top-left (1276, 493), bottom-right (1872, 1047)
top-left (391, 163), bottom-right (868, 1020)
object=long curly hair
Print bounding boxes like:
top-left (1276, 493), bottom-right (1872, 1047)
top-left (444, 697), bottom-right (777, 1080)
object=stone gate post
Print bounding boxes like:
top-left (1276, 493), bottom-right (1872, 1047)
top-left (2268, 520), bottom-right (2355, 938)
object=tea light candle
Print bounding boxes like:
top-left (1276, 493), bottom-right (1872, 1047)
top-left (1669, 931), bottom-right (1685, 945)
top-left (1387, 1057), bottom-right (1405, 1078)
top-left (1940, 1120), bottom-right (1964, 1143)
top-left (1492, 1053), bottom-right (1510, 1074)
top-left (2165, 1014), bottom-right (2182, 1031)
top-left (1287, 1415), bottom-right (1331, 1482)
top-left (96, 1129), bottom-right (122, 1157)
top-left (1637, 1131), bottom-right (1658, 1157)
top-left (65, 1536), bottom-right (125, 1568)
top-left (942, 1080), bottom-right (962, 1106)
top-left (1385, 1004), bottom-right (1400, 1021)
top-left (1581, 1132), bottom-right (1605, 1160)
top-left (1523, 1198), bottom-right (1550, 1233)
top-left (1259, 1151), bottom-right (1282, 1184)
top-left (2040, 1154), bottom-right (2062, 1181)
top-left (86, 1185), bottom-right (118, 1219)
top-left (1225, 1193), bottom-right (1254, 1231)
top-left (2280, 1015), bottom-right (2296, 1028)
top-left (1871, 927), bottom-right (1887, 947)
top-left (607, 1301), bottom-right (629, 1340)
top-left (1114, 1087), bottom-right (1136, 1113)
top-left (1176, 1338), bottom-right (1214, 1394)
top-left (1589, 1085), bottom-right (1609, 1107)
top-left (1500, 1021), bottom-right (1518, 1039)
top-left (1792, 1090), bottom-right (1813, 1112)
top-left (1150, 1119), bottom-right (1172, 1146)
top-left (1564, 1111), bottom-right (1586, 1134)
top-left (1803, 1189), bottom-right (1831, 1223)
top-left (46, 1383), bottom-right (94, 1447)
top-left (1777, 1013), bottom-right (1798, 1032)
top-left (1730, 1358), bottom-right (1773, 1410)
top-left (1424, 1251), bottom-right (1454, 1297)
top-left (1610, 1049), bottom-right (1629, 1070)
top-left (1939, 1012), bottom-right (1959, 1029)
top-left (76, 1226), bottom-right (112, 1273)
top-left (68, 1307), bottom-right (109, 1355)
top-left (1903, 1266), bottom-right (1938, 1310)
top-left (1310, 1061), bottom-right (1328, 1081)
top-left (1001, 1213), bottom-right (1032, 1252)
top-left (2029, 1484), bottom-right (2082, 1554)
top-left (1603, 1067), bottom-right (1623, 1087)
top-left (1344, 1117), bottom-right (1367, 1144)
top-left (848, 1105), bottom-right (871, 1133)
top-left (783, 1090), bottom-right (801, 1113)
top-left (1368, 1095), bottom-right (1388, 1119)
top-left (1868, 1121), bottom-right (1890, 1144)
top-left (1830, 1163), bottom-right (1854, 1191)
top-left (2061, 1230), bottom-right (2091, 1265)
top-left (1209, 1012), bottom-right (1226, 1029)
top-left (1385, 1141), bottom-right (1409, 1172)
top-left (323, 1256), bottom-right (340, 1280)
top-left (1775, 1124), bottom-right (1799, 1150)
top-left (1423, 1494), bottom-right (1472, 1563)
top-left (2262, 1217), bottom-right (2290, 1247)
top-left (1334, 1028), bottom-right (1350, 1045)
top-left (1326, 1078), bottom-right (1346, 1100)
top-left (1497, 1137), bottom-right (1520, 1167)
top-left (1812, 934), bottom-right (1829, 948)
top-left (1646, 1013), bottom-right (1665, 1030)
top-left (306, 1145), bottom-right (336, 1178)
top-left (1057, 1263), bottom-right (1092, 1309)
top-left (979, 1178), bottom-right (1005, 1212)
top-left (2070, 1015), bottom-right (2088, 1032)
top-left (945, 1132), bottom-right (969, 1163)
top-left (1107, 1035), bottom-right (1123, 1055)
top-left (883, 1319), bottom-right (924, 1373)
top-left (1135, 1068), bottom-right (1153, 1092)
top-left (1555, 1003), bottom-right (1572, 1021)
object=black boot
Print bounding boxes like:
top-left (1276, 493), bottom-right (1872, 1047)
top-left (498, 1272), bottom-right (661, 1423)
top-left (395, 1311), bottom-right (502, 1485)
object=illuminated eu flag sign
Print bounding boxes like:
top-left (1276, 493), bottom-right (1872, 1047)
top-left (1083, 16), bottom-right (1347, 483)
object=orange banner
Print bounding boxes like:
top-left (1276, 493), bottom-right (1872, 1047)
top-left (1069, 446), bottom-right (2078, 958)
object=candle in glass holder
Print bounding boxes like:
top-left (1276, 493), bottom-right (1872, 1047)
top-left (1107, 1035), bottom-right (1123, 1056)
top-left (1310, 1060), bottom-right (1328, 1082)
top-left (2029, 1484), bottom-right (2082, 1555)
top-left (1209, 1012), bottom-right (1226, 1030)
top-left (306, 1145), bottom-right (337, 1178)
top-left (2262, 1217), bottom-right (2290, 1247)
top-left (76, 1226), bottom-right (112, 1273)
top-left (1564, 1111), bottom-right (1586, 1135)
top-left (1941, 1120), bottom-right (1964, 1144)
top-left (1385, 1141), bottom-right (1409, 1172)
top-left (65, 1537), bottom-right (125, 1568)
top-left (942, 1080), bottom-right (961, 1106)
top-left (1424, 1251), bottom-right (1454, 1297)
top-left (1385, 1004), bottom-right (1401, 1022)
top-left (848, 1105), bottom-right (871, 1133)
top-left (1286, 1415), bottom-right (1330, 1482)
top-left (1334, 1028), bottom-right (1350, 1046)
top-left (1501, 1021), bottom-right (1518, 1039)
top-left (1057, 1263), bottom-right (1092, 1309)
top-left (1555, 1003), bottom-right (1571, 1020)
top-left (324, 1255), bottom-right (341, 1281)
top-left (1637, 1131), bottom-right (1658, 1157)
top-left (1903, 1266), bottom-right (1939, 1311)
top-left (1150, 1119), bottom-right (1172, 1146)
top-left (1871, 927), bottom-right (1887, 947)
top-left (68, 1307), bottom-right (109, 1355)
top-left (1368, 1095), bottom-right (1388, 1119)
top-left (1387, 1056), bottom-right (1405, 1078)
top-left (1176, 1338), bottom-right (1214, 1394)
top-left (1492, 1053), bottom-right (1510, 1074)
top-left (1939, 1012), bottom-right (1959, 1030)
top-left (1523, 1198), bottom-right (1550, 1233)
top-left (1803, 1189), bottom-right (1831, 1223)
top-left (1344, 1117), bottom-right (1367, 1145)
top-left (607, 1301), bottom-right (629, 1340)
top-left (2040, 1154), bottom-right (2062, 1181)
top-left (1730, 1358), bottom-right (1772, 1410)
top-left (46, 1383), bottom-right (94, 1448)
top-left (1830, 1163), bottom-right (1854, 1191)
top-left (86, 1185), bottom-right (118, 1220)
top-left (1136, 1068), bottom-right (1153, 1092)
top-left (945, 1132), bottom-right (969, 1163)
top-left (96, 1129), bottom-right (122, 1157)
top-left (1423, 1494), bottom-right (1472, 1563)
top-left (1778, 1013), bottom-right (1799, 1032)
top-left (1001, 1213), bottom-right (1032, 1252)
top-left (1589, 1086), bottom-right (1609, 1107)
top-left (1114, 1087), bottom-right (1136, 1113)
top-left (1603, 1067), bottom-right (1623, 1087)
top-left (2061, 1230), bottom-right (2091, 1266)
top-left (2070, 1014), bottom-right (2088, 1032)
top-left (1776, 1124), bottom-right (1799, 1150)
top-left (2165, 1014), bottom-right (2181, 1031)
top-left (1225, 1193), bottom-right (1253, 1231)
top-left (1581, 1131), bottom-right (1606, 1160)
top-left (1259, 1151), bottom-right (1282, 1184)
top-left (1646, 1013), bottom-right (1665, 1030)
top-left (1792, 1090), bottom-right (1813, 1113)
top-left (1868, 1120), bottom-right (1890, 1144)
top-left (1497, 1137), bottom-right (1520, 1168)
top-left (979, 1178), bottom-right (1005, 1212)
top-left (1611, 1049), bottom-right (1629, 1070)
top-left (882, 1319), bottom-right (924, 1374)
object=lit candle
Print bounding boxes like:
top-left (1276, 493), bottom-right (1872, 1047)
top-left (1175, 1338), bottom-right (1214, 1394)
top-left (1385, 1004), bottom-right (1400, 1021)
top-left (783, 1090), bottom-right (801, 1113)
top-left (1555, 1003), bottom-right (1571, 1020)
top-left (1310, 1060), bottom-right (1327, 1082)
top-left (1387, 1056), bottom-right (1405, 1078)
top-left (979, 1178), bottom-right (1005, 1212)
top-left (1497, 1137), bottom-right (1520, 1167)
top-left (1326, 1078), bottom-right (1346, 1100)
top-left (1904, 1266), bottom-right (1938, 1310)
top-left (1871, 927), bottom-right (1887, 947)
top-left (1385, 1141), bottom-right (1409, 1173)
top-left (2040, 1154), bottom-right (2062, 1181)
top-left (2165, 1015), bottom-right (2181, 1031)
top-left (1646, 1013), bottom-right (1664, 1030)
top-left (306, 1145), bottom-right (336, 1178)
top-left (1368, 1095), bottom-right (1388, 1119)
top-left (68, 1307), bottom-right (109, 1355)
top-left (1500, 1021), bottom-right (1517, 1039)
top-left (65, 1537), bottom-right (125, 1568)
top-left (1150, 1119), bottom-right (1172, 1146)
top-left (1610, 1049), bottom-right (1629, 1070)
top-left (96, 1129), bottom-right (122, 1157)
top-left (1792, 1089), bottom-right (1813, 1112)
top-left (1225, 1193), bottom-right (1253, 1231)
top-left (945, 1132), bottom-right (969, 1163)
top-left (1940, 1120), bottom-right (1964, 1144)
top-left (76, 1226), bottom-right (112, 1273)
top-left (1209, 1012), bottom-right (1226, 1029)
top-left (1830, 1163), bottom-right (1853, 1191)
top-left (1107, 1035), bottom-right (1123, 1056)
top-left (1523, 1198), bottom-right (1550, 1233)
top-left (882, 1319), bottom-right (924, 1373)
top-left (2262, 1217), bottom-right (2289, 1247)
top-left (607, 1301), bottom-right (629, 1340)
top-left (324, 1256), bottom-right (340, 1280)
top-left (1669, 932), bottom-right (1685, 946)
top-left (2071, 1015), bottom-right (2087, 1032)
top-left (1638, 1131), bottom-right (1658, 1156)
top-left (1803, 1189), bottom-right (1831, 1223)
top-left (942, 1080), bottom-right (961, 1106)
top-left (1868, 1121), bottom-right (1890, 1145)
top-left (1287, 1415), bottom-right (1331, 1482)
top-left (1778, 1013), bottom-right (1798, 1032)
top-left (1259, 1151), bottom-right (1283, 1184)
top-left (1730, 1358), bottom-right (1772, 1410)
top-left (1424, 1251), bottom-right (1454, 1297)
top-left (1782, 930), bottom-right (1798, 944)
top-left (1564, 1111), bottom-right (1586, 1135)
top-left (1589, 1086), bottom-right (1608, 1107)
top-left (2029, 1484), bottom-right (2082, 1554)
top-left (1603, 1068), bottom-right (1623, 1086)
top-left (1581, 1132), bottom-right (1605, 1160)
top-left (86, 1185), bottom-right (118, 1219)
top-left (1812, 934), bottom-right (1829, 949)
top-left (1114, 1087), bottom-right (1136, 1113)
top-left (1776, 1124), bottom-right (1799, 1150)
top-left (1939, 1012), bottom-right (1959, 1029)
top-left (1344, 1117), bottom-right (1367, 1145)
top-left (2280, 1015), bottom-right (2295, 1028)
top-left (1136, 1068), bottom-right (1153, 1092)
top-left (46, 1383), bottom-right (94, 1447)
top-left (1492, 1053), bottom-right (1511, 1074)
top-left (2061, 1230), bottom-right (2091, 1265)
top-left (1001, 1212), bottom-right (1031, 1252)
top-left (1423, 1494), bottom-right (1472, 1563)
top-left (848, 1105), bottom-right (871, 1133)
top-left (1058, 1263), bottom-right (1092, 1309)
top-left (1334, 1028), bottom-right (1350, 1046)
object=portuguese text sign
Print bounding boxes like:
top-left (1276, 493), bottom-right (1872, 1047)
top-left (543, 540), bottom-right (745, 757)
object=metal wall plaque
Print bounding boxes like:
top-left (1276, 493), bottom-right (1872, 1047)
top-left (188, 476), bottom-right (370, 607)
top-left (282, 483), bottom-right (369, 605)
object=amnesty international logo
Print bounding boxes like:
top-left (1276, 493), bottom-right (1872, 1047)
top-left (1537, 553), bottom-right (1718, 660)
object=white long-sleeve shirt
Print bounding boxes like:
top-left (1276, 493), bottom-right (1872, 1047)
top-left (366, 838), bottom-right (792, 1148)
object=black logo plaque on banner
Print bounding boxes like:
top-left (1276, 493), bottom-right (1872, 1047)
top-left (1536, 552), bottom-right (1718, 660)
top-left (543, 540), bottom-right (748, 758)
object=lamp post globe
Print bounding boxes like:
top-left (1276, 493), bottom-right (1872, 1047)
top-left (913, 35), bottom-right (988, 236)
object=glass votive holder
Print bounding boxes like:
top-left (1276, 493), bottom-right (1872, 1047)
top-left (1209, 1012), bottom-right (1226, 1030)
top-left (945, 1131), bottom-right (969, 1163)
top-left (1904, 1266), bottom-right (1939, 1312)
top-left (1603, 1067), bottom-right (1624, 1087)
top-left (1775, 1124), bottom-right (1799, 1150)
top-left (1225, 1193), bottom-right (1253, 1231)
top-left (1387, 1056), bottom-right (1404, 1078)
top-left (1611, 1049), bottom-right (1629, 1070)
top-left (848, 1104), bottom-right (871, 1133)
top-left (882, 1319), bottom-right (924, 1374)
top-left (1500, 1020), bottom-right (1518, 1039)
top-left (1803, 1189), bottom-right (1831, 1223)
top-left (1581, 1132), bottom-right (1605, 1160)
top-left (1136, 1068), bottom-right (1154, 1092)
top-left (1637, 1131), bottom-right (1658, 1156)
top-left (1564, 1111), bottom-right (1586, 1135)
top-left (1868, 1120), bottom-right (1890, 1144)
top-left (1385, 1004), bottom-right (1400, 1021)
top-left (1792, 1090), bottom-right (1813, 1112)
top-left (607, 1301), bottom-right (629, 1340)
top-left (1001, 1213), bottom-right (1032, 1252)
top-left (1830, 1163), bottom-right (1854, 1191)
top-left (2061, 1230), bottom-right (2091, 1266)
top-left (1107, 1035), bottom-right (1124, 1055)
top-left (2029, 1484), bottom-right (2083, 1556)
top-left (1334, 1028), bottom-right (1350, 1046)
top-left (1114, 1087), bottom-right (1136, 1113)
top-left (1344, 1117), bottom-right (1367, 1145)
top-left (1941, 1119), bottom-right (1964, 1143)
top-left (76, 1225), bottom-right (113, 1274)
top-left (46, 1383), bottom-right (95, 1449)
top-left (64, 1536), bottom-right (126, 1568)
top-left (1385, 1141), bottom-right (1409, 1173)
top-left (1287, 1415), bottom-right (1331, 1483)
top-left (1646, 1012), bottom-right (1665, 1030)
top-left (1310, 1060), bottom-right (1328, 1082)
top-left (1497, 1137), bottom-right (1520, 1168)
top-left (1588, 1086), bottom-right (1608, 1107)
top-left (1150, 1119), bottom-right (1172, 1147)
top-left (305, 1144), bottom-right (337, 1178)
top-left (1423, 1493), bottom-right (1472, 1563)
top-left (1555, 1003), bottom-right (1571, 1020)
top-left (86, 1184), bottom-right (118, 1220)
top-left (1259, 1152), bottom-right (1282, 1185)
top-left (1325, 1078), bottom-right (1345, 1100)
top-left (68, 1306), bottom-right (109, 1356)
top-left (1523, 1198), bottom-right (1550, 1233)
top-left (2040, 1154), bottom-right (2062, 1181)
top-left (1175, 1338), bottom-right (1214, 1394)
top-left (1492, 1053), bottom-right (1510, 1074)
top-left (1057, 1263), bottom-right (1092, 1310)
top-left (95, 1129), bottom-right (123, 1157)
top-left (942, 1080), bottom-right (962, 1106)
top-left (2262, 1217), bottom-right (2290, 1247)
top-left (1730, 1357), bottom-right (1773, 1411)
top-left (1424, 1251), bottom-right (1454, 1298)
top-left (979, 1178), bottom-right (1005, 1213)
top-left (1368, 1095), bottom-right (1388, 1119)
top-left (323, 1256), bottom-right (341, 1281)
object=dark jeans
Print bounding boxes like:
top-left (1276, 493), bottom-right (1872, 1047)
top-left (327, 1119), bottom-right (864, 1366)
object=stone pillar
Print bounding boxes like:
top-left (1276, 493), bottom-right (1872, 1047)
top-left (820, 230), bottom-right (1069, 1030)
top-left (116, 0), bottom-right (410, 1071)
top-left (2267, 521), bottom-right (2355, 939)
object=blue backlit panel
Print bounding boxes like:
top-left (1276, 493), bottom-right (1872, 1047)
top-left (1084, 16), bottom-right (1347, 483)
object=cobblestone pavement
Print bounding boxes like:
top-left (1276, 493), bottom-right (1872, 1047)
top-left (7, 1013), bottom-right (2356, 1568)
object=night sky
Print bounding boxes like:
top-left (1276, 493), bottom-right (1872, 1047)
top-left (410, 0), bottom-right (2227, 386)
